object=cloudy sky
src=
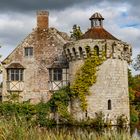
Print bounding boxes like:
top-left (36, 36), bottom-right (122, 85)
top-left (0, 0), bottom-right (140, 74)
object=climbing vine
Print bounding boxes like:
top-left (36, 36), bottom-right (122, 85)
top-left (71, 47), bottom-right (105, 111)
top-left (49, 86), bottom-right (72, 120)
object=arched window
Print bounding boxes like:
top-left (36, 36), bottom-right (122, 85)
top-left (85, 46), bottom-right (91, 57)
top-left (108, 100), bottom-right (111, 110)
top-left (79, 47), bottom-right (83, 58)
top-left (94, 46), bottom-right (99, 56)
top-left (72, 47), bottom-right (77, 59)
top-left (67, 49), bottom-right (71, 60)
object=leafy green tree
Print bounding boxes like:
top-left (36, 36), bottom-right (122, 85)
top-left (0, 45), bottom-right (2, 73)
top-left (133, 54), bottom-right (140, 71)
top-left (128, 69), bottom-right (135, 102)
top-left (70, 24), bottom-right (83, 40)
top-left (128, 69), bottom-right (140, 124)
top-left (0, 45), bottom-right (2, 88)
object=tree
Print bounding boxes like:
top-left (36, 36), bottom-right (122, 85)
top-left (0, 45), bottom-right (2, 89)
top-left (133, 54), bottom-right (140, 71)
top-left (70, 24), bottom-right (83, 40)
top-left (128, 69), bottom-right (135, 102)
top-left (0, 45), bottom-right (2, 73)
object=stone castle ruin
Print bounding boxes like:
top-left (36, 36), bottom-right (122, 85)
top-left (1, 11), bottom-right (131, 124)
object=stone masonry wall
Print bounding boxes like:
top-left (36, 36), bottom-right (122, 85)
top-left (65, 39), bottom-right (131, 124)
top-left (71, 59), bottom-right (130, 124)
top-left (2, 27), bottom-right (69, 103)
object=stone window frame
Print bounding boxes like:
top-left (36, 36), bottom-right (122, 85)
top-left (7, 69), bottom-right (24, 81)
top-left (24, 47), bottom-right (33, 57)
top-left (108, 99), bottom-right (112, 110)
top-left (49, 68), bottom-right (62, 81)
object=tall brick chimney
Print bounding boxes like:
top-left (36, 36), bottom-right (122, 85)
top-left (37, 11), bottom-right (49, 30)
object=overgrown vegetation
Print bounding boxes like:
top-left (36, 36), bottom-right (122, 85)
top-left (117, 114), bottom-right (129, 127)
top-left (0, 101), bottom-right (52, 126)
top-left (49, 86), bottom-right (72, 123)
top-left (0, 117), bottom-right (138, 140)
top-left (133, 54), bottom-right (140, 71)
top-left (0, 102), bottom-right (108, 128)
top-left (71, 47), bottom-right (105, 111)
top-left (128, 69), bottom-right (140, 125)
top-left (70, 24), bottom-right (83, 40)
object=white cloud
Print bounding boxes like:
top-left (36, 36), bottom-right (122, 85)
top-left (0, 1), bottom-right (140, 75)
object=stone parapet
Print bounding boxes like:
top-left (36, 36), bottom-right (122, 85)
top-left (64, 39), bottom-right (132, 63)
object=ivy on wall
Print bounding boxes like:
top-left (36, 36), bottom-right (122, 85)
top-left (49, 86), bottom-right (72, 120)
top-left (71, 47), bottom-right (105, 111)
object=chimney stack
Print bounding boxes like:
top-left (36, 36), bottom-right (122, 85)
top-left (37, 11), bottom-right (49, 30)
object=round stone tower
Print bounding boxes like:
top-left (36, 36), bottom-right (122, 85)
top-left (64, 12), bottom-right (132, 124)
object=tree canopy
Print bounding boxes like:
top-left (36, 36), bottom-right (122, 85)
top-left (133, 54), bottom-right (140, 71)
top-left (70, 24), bottom-right (83, 40)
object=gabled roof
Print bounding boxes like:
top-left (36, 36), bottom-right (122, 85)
top-left (47, 56), bottom-right (69, 69)
top-left (6, 63), bottom-right (25, 69)
top-left (2, 27), bottom-right (70, 65)
top-left (80, 27), bottom-right (118, 40)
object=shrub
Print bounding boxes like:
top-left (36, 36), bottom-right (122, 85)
top-left (117, 114), bottom-right (128, 127)
top-left (130, 105), bottom-right (139, 125)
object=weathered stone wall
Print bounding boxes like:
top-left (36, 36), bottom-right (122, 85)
top-left (71, 59), bottom-right (130, 124)
top-left (64, 39), bottom-right (131, 63)
top-left (2, 27), bottom-right (69, 103)
top-left (64, 39), bottom-right (131, 124)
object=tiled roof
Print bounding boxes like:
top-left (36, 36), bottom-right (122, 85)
top-left (47, 57), bottom-right (69, 69)
top-left (80, 27), bottom-right (118, 40)
top-left (89, 12), bottom-right (104, 20)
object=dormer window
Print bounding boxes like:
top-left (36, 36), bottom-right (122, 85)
top-left (24, 47), bottom-right (33, 57)
top-left (6, 63), bottom-right (25, 81)
top-left (49, 68), bottom-right (62, 81)
top-left (8, 69), bottom-right (23, 81)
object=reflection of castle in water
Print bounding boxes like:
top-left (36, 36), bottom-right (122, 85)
top-left (47, 125), bottom-right (139, 139)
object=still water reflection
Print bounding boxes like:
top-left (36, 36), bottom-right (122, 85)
top-left (47, 125), bottom-right (140, 139)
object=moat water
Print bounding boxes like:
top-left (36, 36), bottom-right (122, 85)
top-left (47, 125), bottom-right (140, 139)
